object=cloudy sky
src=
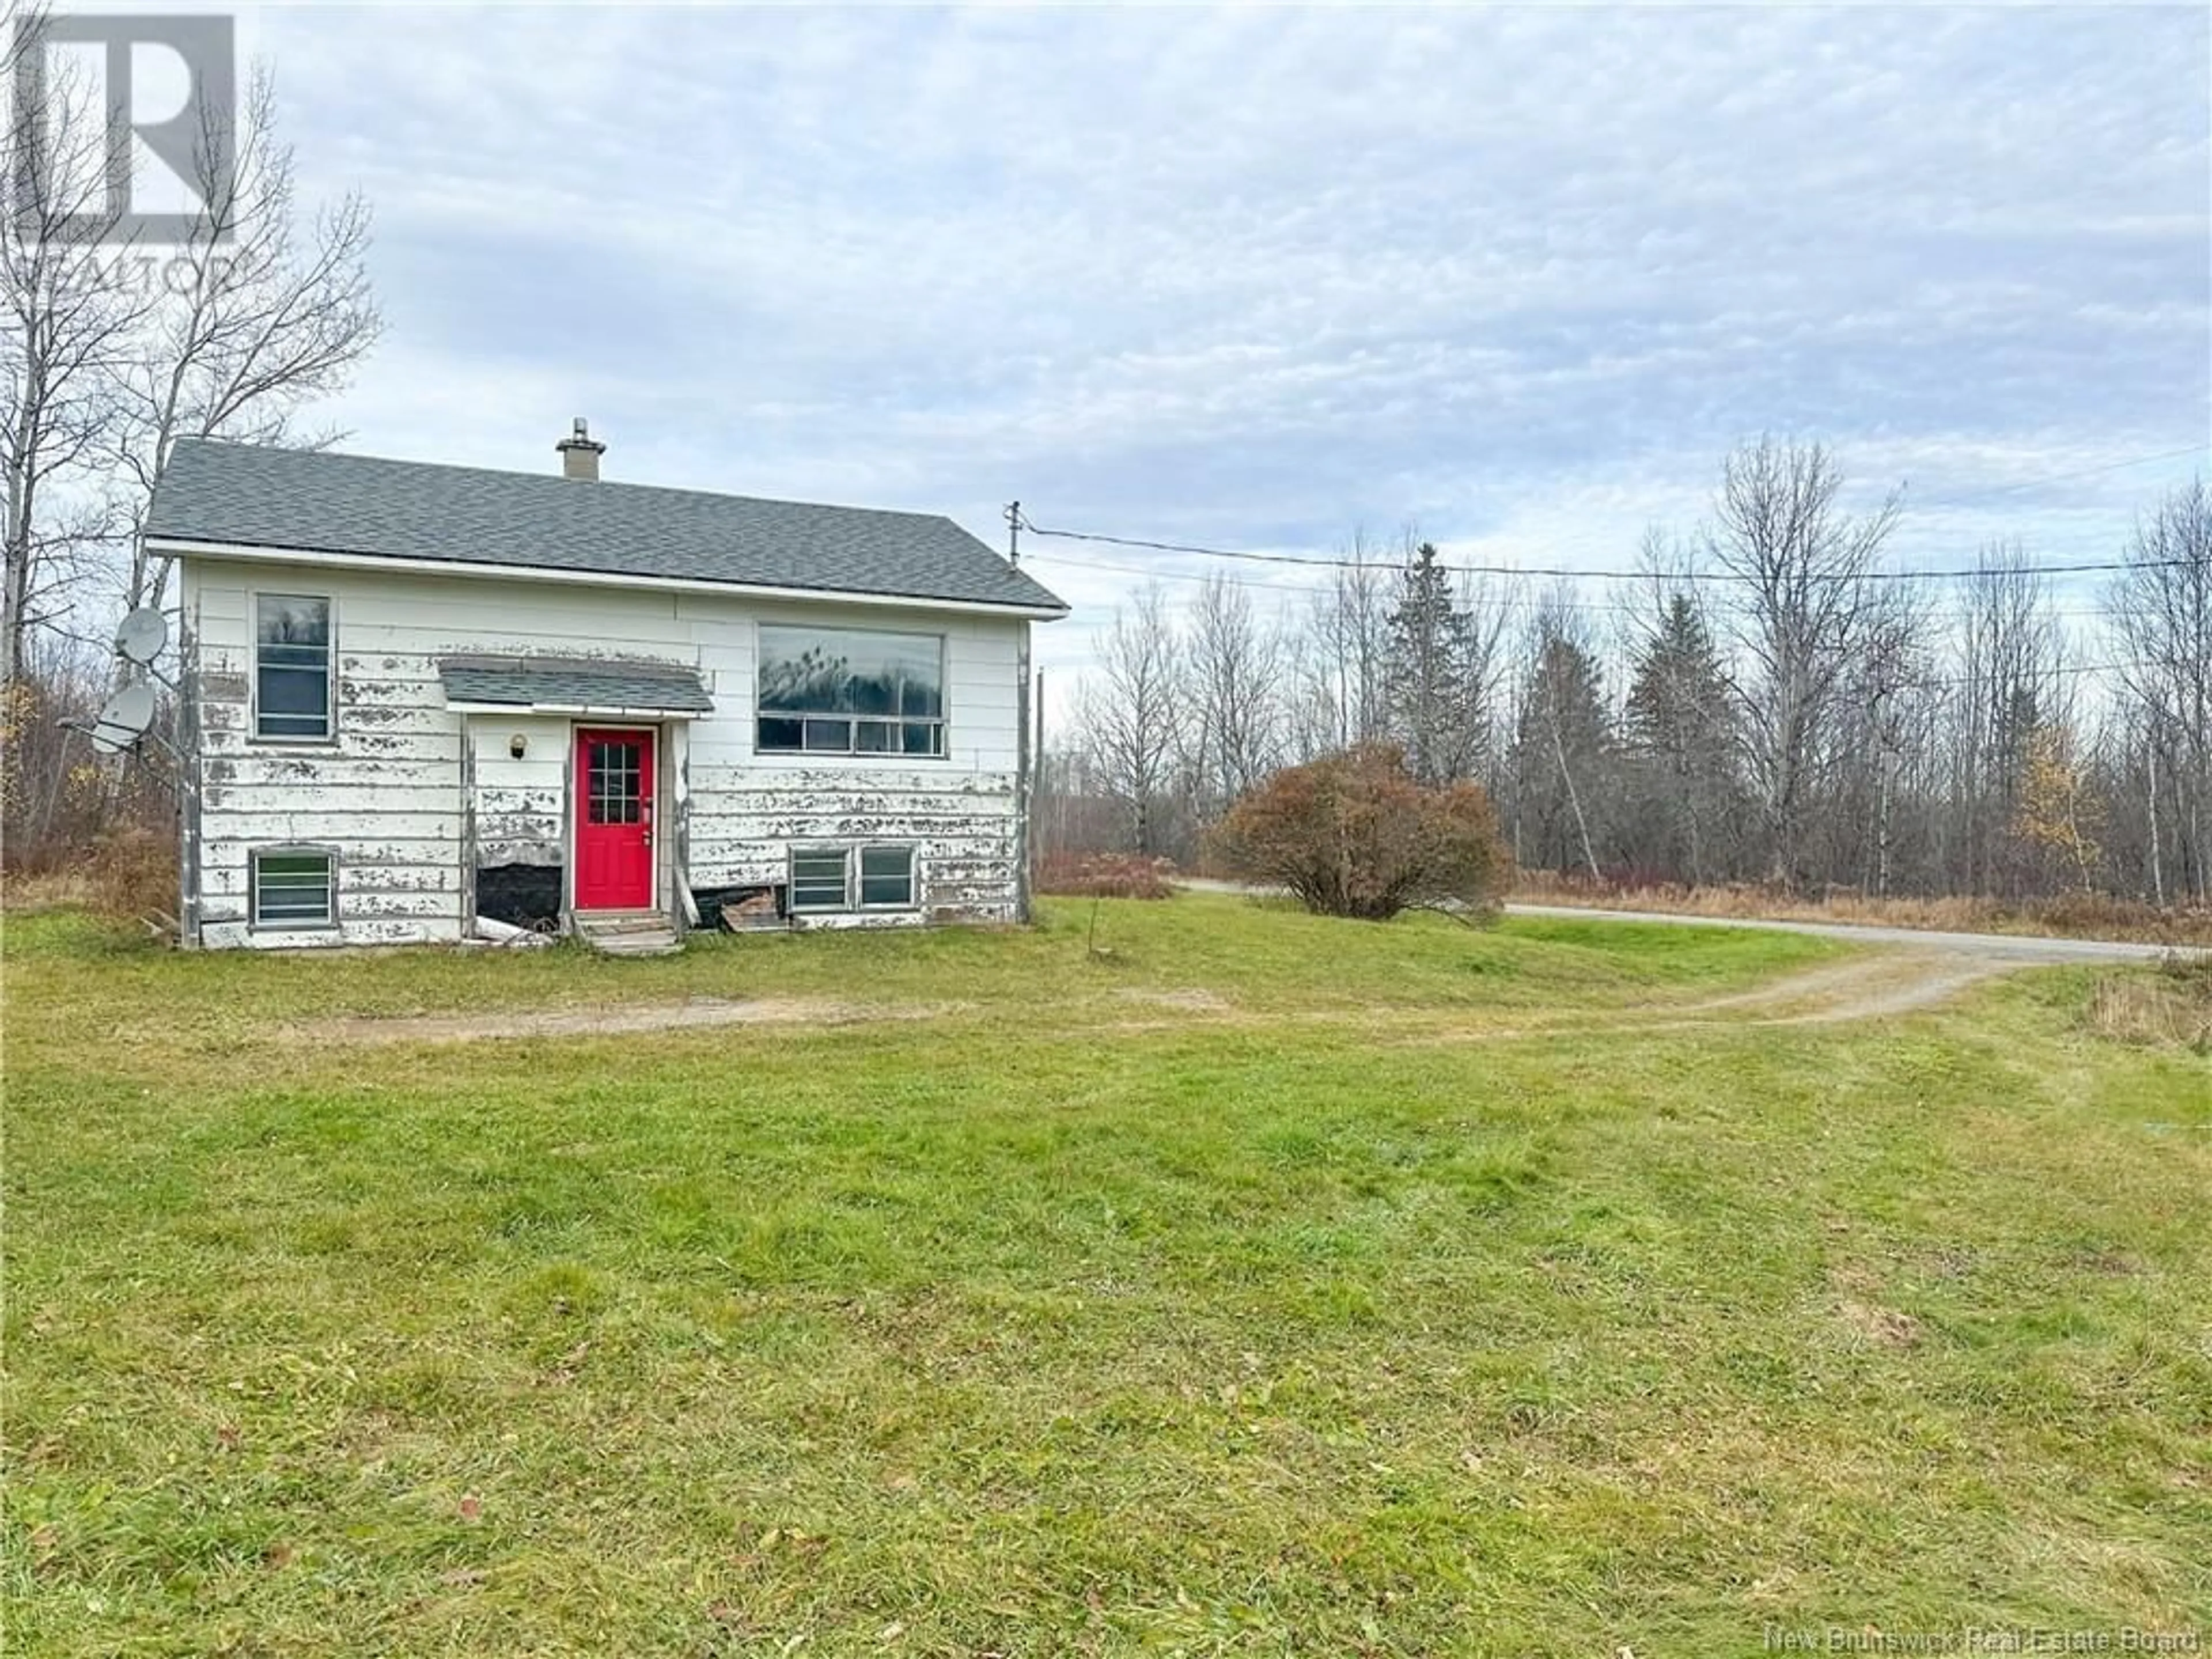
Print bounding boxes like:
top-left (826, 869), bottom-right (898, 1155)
top-left (228, 3), bottom-right (2207, 677)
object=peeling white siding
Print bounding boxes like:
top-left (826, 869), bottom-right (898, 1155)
top-left (469, 714), bottom-right (570, 868)
top-left (680, 595), bottom-right (1024, 925)
top-left (181, 556), bottom-right (1031, 948)
top-left (687, 767), bottom-right (1021, 924)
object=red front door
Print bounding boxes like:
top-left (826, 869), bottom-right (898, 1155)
top-left (574, 728), bottom-right (655, 911)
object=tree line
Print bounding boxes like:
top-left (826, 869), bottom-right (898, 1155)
top-left (1051, 438), bottom-right (2212, 907)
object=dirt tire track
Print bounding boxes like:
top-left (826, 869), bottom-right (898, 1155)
top-left (1669, 950), bottom-right (2013, 1024)
top-left (306, 997), bottom-right (965, 1046)
top-left (1400, 949), bottom-right (2025, 1048)
top-left (303, 945), bottom-right (2036, 1048)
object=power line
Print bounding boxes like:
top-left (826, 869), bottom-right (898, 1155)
top-left (1025, 548), bottom-right (2125, 620)
top-left (1917, 657), bottom-right (2157, 691)
top-left (1904, 444), bottom-right (2210, 509)
top-left (1039, 632), bottom-right (2168, 684)
top-left (1016, 440), bottom-right (2209, 584)
top-left (1019, 513), bottom-right (2189, 585)
top-left (1024, 551), bottom-right (2181, 692)
top-left (1027, 561), bottom-right (2171, 679)
top-left (1029, 610), bottom-right (2164, 694)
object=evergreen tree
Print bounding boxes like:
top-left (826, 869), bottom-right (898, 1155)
top-left (1510, 616), bottom-right (1612, 878)
top-left (1382, 543), bottom-right (1484, 785)
top-left (1623, 594), bottom-right (1740, 884)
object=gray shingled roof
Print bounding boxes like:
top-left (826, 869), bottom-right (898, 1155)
top-left (438, 654), bottom-right (715, 713)
top-left (147, 440), bottom-right (1067, 613)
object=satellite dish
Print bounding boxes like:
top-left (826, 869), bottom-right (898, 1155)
top-left (90, 683), bottom-right (156, 755)
top-left (115, 607), bottom-right (168, 665)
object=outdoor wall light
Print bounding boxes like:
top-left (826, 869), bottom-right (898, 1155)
top-left (510, 734), bottom-right (528, 759)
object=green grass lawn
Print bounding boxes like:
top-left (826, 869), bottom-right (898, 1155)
top-left (4, 896), bottom-right (2207, 1656)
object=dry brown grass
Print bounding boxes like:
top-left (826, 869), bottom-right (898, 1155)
top-left (4, 832), bottom-right (180, 934)
top-left (84, 830), bottom-right (179, 927)
top-left (2086, 957), bottom-right (2212, 1052)
top-left (0, 866), bottom-right (94, 912)
top-left (1514, 869), bottom-right (2212, 946)
top-left (1036, 850), bottom-right (1178, 900)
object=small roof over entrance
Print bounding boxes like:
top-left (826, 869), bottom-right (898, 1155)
top-left (437, 654), bottom-right (715, 717)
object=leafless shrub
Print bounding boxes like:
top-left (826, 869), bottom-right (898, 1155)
top-left (1212, 743), bottom-right (1513, 921)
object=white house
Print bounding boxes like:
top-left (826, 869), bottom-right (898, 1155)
top-left (142, 426), bottom-right (1068, 950)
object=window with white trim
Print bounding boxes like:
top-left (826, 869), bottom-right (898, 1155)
top-left (757, 625), bottom-right (945, 757)
top-left (251, 849), bottom-right (335, 929)
top-left (254, 594), bottom-right (332, 740)
top-left (787, 845), bottom-right (919, 913)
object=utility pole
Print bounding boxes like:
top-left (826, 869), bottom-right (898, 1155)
top-left (2148, 740), bottom-right (2164, 907)
top-left (1005, 501), bottom-right (1021, 566)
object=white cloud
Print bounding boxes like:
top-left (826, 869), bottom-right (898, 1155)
top-left (234, 2), bottom-right (2207, 683)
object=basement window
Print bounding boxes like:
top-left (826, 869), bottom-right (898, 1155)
top-left (858, 846), bottom-right (915, 909)
top-left (251, 849), bottom-right (335, 929)
top-left (786, 845), bottom-right (919, 914)
top-left (789, 848), bottom-right (851, 913)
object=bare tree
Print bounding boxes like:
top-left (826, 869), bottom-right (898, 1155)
top-left (1455, 567), bottom-right (1516, 794)
top-left (2108, 479), bottom-right (2212, 903)
top-left (1292, 530), bottom-right (1392, 755)
top-left (1840, 580), bottom-right (1933, 897)
top-left (1077, 583), bottom-right (1186, 856)
top-left (1705, 437), bottom-right (1899, 888)
top-left (1510, 588), bottom-right (1609, 880)
top-left (1184, 571), bottom-right (1286, 810)
top-left (113, 65), bottom-right (381, 614)
top-left (1946, 545), bottom-right (2061, 896)
top-left (3, 13), bottom-right (380, 864)
top-left (2, 11), bottom-right (148, 687)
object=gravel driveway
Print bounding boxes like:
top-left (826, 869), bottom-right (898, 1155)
top-left (1176, 879), bottom-right (2199, 965)
top-left (1502, 903), bottom-right (2191, 964)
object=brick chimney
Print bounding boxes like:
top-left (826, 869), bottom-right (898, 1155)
top-left (555, 418), bottom-right (605, 480)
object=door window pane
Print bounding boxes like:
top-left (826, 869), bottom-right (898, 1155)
top-left (588, 738), bottom-right (642, 824)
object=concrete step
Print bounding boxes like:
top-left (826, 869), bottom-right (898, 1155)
top-left (589, 935), bottom-right (681, 957)
top-left (577, 910), bottom-right (671, 933)
top-left (574, 912), bottom-right (683, 956)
